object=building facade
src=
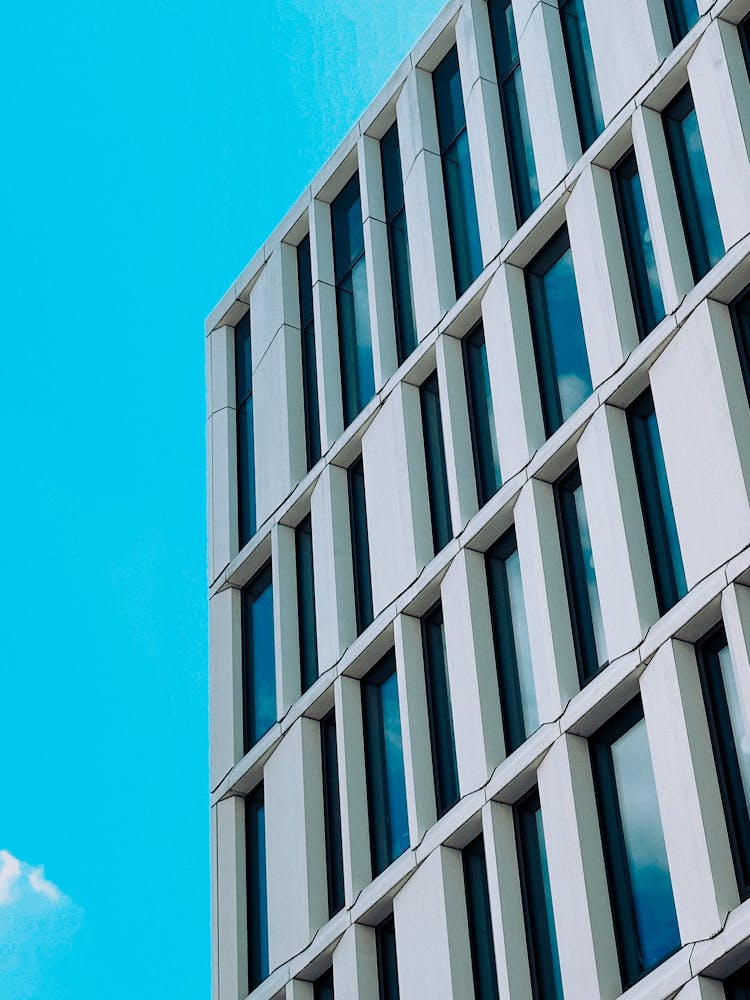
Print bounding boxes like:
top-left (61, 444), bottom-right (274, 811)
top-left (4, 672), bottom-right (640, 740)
top-left (206, 1), bottom-right (750, 998)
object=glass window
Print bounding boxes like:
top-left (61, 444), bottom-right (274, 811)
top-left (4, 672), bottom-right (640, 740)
top-left (235, 311), bottom-right (256, 547)
top-left (381, 122), bottom-right (417, 365)
top-left (242, 564), bottom-right (276, 752)
top-left (376, 917), bottom-right (400, 1000)
top-left (741, 14), bottom-right (750, 80)
top-left (697, 626), bottom-right (750, 899)
top-left (348, 456), bottom-right (374, 635)
top-left (421, 603), bottom-right (459, 817)
top-left (663, 85), bottom-right (724, 284)
top-left (321, 709), bottom-right (345, 917)
top-left (362, 650), bottom-right (410, 876)
top-left (730, 285), bottom-right (750, 406)
top-left (727, 962), bottom-right (750, 999)
top-left (333, 174), bottom-right (375, 426)
top-left (298, 235), bottom-right (322, 469)
top-left (554, 464), bottom-right (607, 685)
top-left (612, 149), bottom-right (665, 340)
top-left (420, 371), bottom-right (453, 554)
top-left (433, 46), bottom-right (483, 297)
top-left (664, 0), bottom-right (699, 45)
top-left (463, 836), bottom-right (500, 1000)
top-left (526, 226), bottom-right (593, 437)
top-left (488, 0), bottom-right (540, 225)
top-left (463, 324), bottom-right (502, 507)
top-left (560, 0), bottom-right (604, 150)
top-left (627, 388), bottom-right (687, 615)
top-left (314, 969), bottom-right (334, 1000)
top-left (486, 528), bottom-right (538, 754)
top-left (590, 699), bottom-right (680, 987)
top-left (246, 784), bottom-right (268, 991)
top-left (296, 514), bottom-right (318, 695)
top-left (515, 791), bottom-right (563, 1000)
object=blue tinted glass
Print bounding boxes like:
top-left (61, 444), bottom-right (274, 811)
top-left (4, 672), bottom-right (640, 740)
top-left (296, 515), bottom-right (318, 694)
top-left (337, 256), bottom-right (374, 423)
top-left (464, 326), bottom-right (502, 506)
top-left (442, 129), bottom-right (483, 296)
top-left (246, 789), bottom-right (268, 990)
top-left (381, 125), bottom-right (417, 363)
top-left (433, 47), bottom-right (466, 151)
top-left (644, 407), bottom-right (687, 600)
top-left (629, 170), bottom-right (663, 321)
top-left (542, 246), bottom-right (593, 423)
top-left (615, 154), bottom-right (665, 337)
top-left (506, 548), bottom-right (538, 736)
top-left (380, 669), bottom-right (410, 861)
top-left (332, 174), bottom-right (365, 279)
top-left (535, 808), bottom-right (564, 999)
top-left (237, 397), bottom-right (255, 545)
top-left (420, 373), bottom-right (452, 554)
top-left (235, 312), bottom-right (253, 402)
top-left (573, 483), bottom-right (607, 667)
top-left (680, 107), bottom-right (724, 270)
top-left (560, 0), bottom-right (604, 148)
top-left (249, 575), bottom-right (276, 744)
top-left (665, 0), bottom-right (699, 43)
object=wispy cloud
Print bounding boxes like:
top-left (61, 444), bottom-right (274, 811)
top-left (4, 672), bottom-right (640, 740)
top-left (0, 850), bottom-right (65, 907)
top-left (0, 851), bottom-right (21, 905)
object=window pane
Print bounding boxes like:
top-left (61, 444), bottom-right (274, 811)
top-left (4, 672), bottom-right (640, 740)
top-left (376, 918), bottom-right (400, 1000)
top-left (246, 786), bottom-right (268, 991)
top-left (560, 0), bottom-right (604, 149)
top-left (321, 710), bottom-right (345, 916)
top-left (730, 286), bottom-right (750, 407)
top-left (742, 15), bottom-right (750, 82)
top-left (727, 962), bottom-right (750, 998)
top-left (314, 969), bottom-right (334, 1000)
top-left (420, 372), bottom-right (453, 554)
top-left (298, 236), bottom-right (321, 469)
top-left (348, 456), bottom-right (374, 634)
top-left (381, 123), bottom-right (417, 364)
top-left (421, 604), bottom-right (459, 816)
top-left (664, 0), bottom-right (699, 44)
top-left (235, 312), bottom-right (256, 546)
top-left (463, 836), bottom-right (500, 1000)
top-left (242, 565), bottom-right (276, 751)
top-left (464, 324), bottom-right (502, 507)
top-left (296, 514), bottom-right (318, 694)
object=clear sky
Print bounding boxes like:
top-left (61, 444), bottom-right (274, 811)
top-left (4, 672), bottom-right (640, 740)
top-left (0, 1), bottom-right (446, 997)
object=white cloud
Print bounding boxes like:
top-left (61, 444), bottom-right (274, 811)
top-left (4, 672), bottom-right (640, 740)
top-left (28, 865), bottom-right (62, 904)
top-left (0, 851), bottom-right (22, 905)
top-left (0, 851), bottom-right (64, 907)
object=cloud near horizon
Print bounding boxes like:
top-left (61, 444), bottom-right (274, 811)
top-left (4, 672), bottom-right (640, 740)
top-left (0, 850), bottom-right (65, 907)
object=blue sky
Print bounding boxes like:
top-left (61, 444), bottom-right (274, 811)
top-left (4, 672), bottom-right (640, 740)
top-left (0, 2), bottom-right (445, 997)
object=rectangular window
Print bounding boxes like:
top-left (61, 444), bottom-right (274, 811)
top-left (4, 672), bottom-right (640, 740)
top-left (296, 514), bottom-right (318, 695)
top-left (321, 709), bottom-right (345, 917)
top-left (697, 626), bottom-right (750, 898)
top-left (333, 174), bottom-right (375, 426)
top-left (590, 699), bottom-right (680, 986)
top-left (421, 603), bottom-right (459, 817)
top-left (526, 226), bottom-right (593, 437)
top-left (381, 122), bottom-right (417, 365)
top-left (314, 969), bottom-right (334, 1000)
top-left (242, 564), bottom-right (276, 752)
top-left (514, 791), bottom-right (563, 1000)
top-left (741, 14), bottom-right (750, 80)
top-left (664, 0), bottom-right (699, 45)
top-left (663, 85), bottom-right (724, 283)
top-left (348, 456), bottom-right (374, 634)
top-left (554, 464), bottom-right (607, 685)
top-left (463, 836), bottom-right (500, 1000)
top-left (362, 650), bottom-right (410, 876)
top-left (376, 917), bottom-right (400, 1000)
top-left (420, 371), bottom-right (453, 554)
top-left (560, 0), bottom-right (604, 150)
top-left (235, 311), bottom-right (256, 547)
top-left (463, 324), bottom-right (502, 507)
top-left (730, 285), bottom-right (750, 406)
top-left (627, 388), bottom-right (687, 615)
top-left (246, 784), bottom-right (268, 992)
top-left (486, 529), bottom-right (538, 754)
top-left (432, 46), bottom-right (483, 298)
top-left (488, 0), bottom-right (540, 225)
top-left (727, 963), bottom-right (750, 998)
top-left (298, 235), bottom-right (322, 469)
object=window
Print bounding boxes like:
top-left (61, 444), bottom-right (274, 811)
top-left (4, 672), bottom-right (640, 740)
top-left (235, 311), bottom-right (256, 547)
top-left (432, 46), bottom-right (483, 297)
top-left (420, 371), bottom-right (452, 554)
top-left (590, 699), bottom-right (680, 987)
top-left (741, 14), bottom-right (750, 80)
top-left (421, 603), bottom-right (459, 817)
top-left (627, 388), bottom-right (687, 615)
top-left (663, 86), bottom-right (724, 284)
top-left (242, 564), bottom-right (276, 752)
top-left (554, 464), bottom-right (607, 685)
top-left (246, 784), bottom-right (268, 992)
top-left (560, 0), bottom-right (604, 150)
top-left (298, 235), bottom-right (322, 469)
top-left (664, 0), bottom-right (699, 45)
top-left (727, 963), bottom-right (750, 999)
top-left (376, 917), bottom-right (400, 1000)
top-left (515, 791), bottom-right (563, 1000)
top-left (296, 514), bottom-right (318, 695)
top-left (463, 836), bottom-right (500, 1000)
top-left (488, 0), bottom-right (540, 225)
top-left (697, 626), bottom-right (750, 898)
top-left (381, 122), bottom-right (417, 365)
top-left (526, 226), bottom-right (593, 437)
top-left (486, 529), bottom-right (538, 754)
top-left (321, 710), bottom-right (345, 917)
top-left (362, 650), bottom-right (409, 876)
top-left (314, 969), bottom-right (334, 1000)
top-left (348, 456), bottom-right (374, 634)
top-left (463, 324), bottom-right (502, 507)
top-left (730, 285), bottom-right (750, 406)
top-left (612, 150), bottom-right (665, 340)
top-left (333, 174), bottom-right (375, 425)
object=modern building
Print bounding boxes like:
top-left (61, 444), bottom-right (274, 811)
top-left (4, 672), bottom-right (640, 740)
top-left (206, 1), bottom-right (750, 998)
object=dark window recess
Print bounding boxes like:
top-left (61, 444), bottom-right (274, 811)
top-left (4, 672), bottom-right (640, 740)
top-left (433, 46), bottom-right (483, 297)
top-left (727, 962), bottom-right (750, 999)
top-left (421, 603), bottom-right (460, 817)
top-left (420, 371), bottom-right (453, 554)
top-left (242, 564), bottom-right (276, 752)
top-left (235, 311), bottom-right (256, 547)
top-left (333, 174), bottom-right (375, 425)
top-left (560, 0), bottom-right (604, 150)
top-left (348, 456), bottom-right (374, 635)
top-left (526, 226), bottom-right (593, 437)
top-left (664, 0), bottom-right (700, 45)
top-left (590, 698), bottom-right (680, 987)
top-left (463, 836), bottom-right (500, 1000)
top-left (296, 514), bottom-right (318, 695)
top-left (314, 969), bottom-right (334, 1000)
top-left (627, 388), bottom-right (687, 615)
top-left (298, 235), bottom-right (322, 469)
top-left (486, 529), bottom-right (538, 755)
top-left (463, 324), bottom-right (502, 507)
top-left (488, 0), bottom-right (540, 225)
top-left (381, 123), bottom-right (417, 365)
top-left (515, 791), bottom-right (564, 1000)
top-left (376, 917), bottom-right (401, 1000)
top-left (741, 14), bottom-right (750, 82)
top-left (362, 650), bottom-right (410, 876)
top-left (321, 710), bottom-right (345, 917)
top-left (663, 85), bottom-right (724, 283)
top-left (246, 785), bottom-right (268, 992)
top-left (730, 285), bottom-right (750, 407)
